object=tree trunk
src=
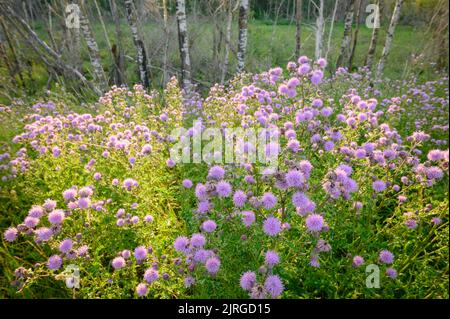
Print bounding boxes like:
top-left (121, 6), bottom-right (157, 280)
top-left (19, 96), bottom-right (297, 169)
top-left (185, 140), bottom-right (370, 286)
top-left (336, 0), bottom-right (355, 68)
top-left (0, 17), bottom-right (25, 87)
top-left (295, 0), bottom-right (302, 57)
top-left (348, 0), bottom-right (363, 70)
top-left (221, 0), bottom-right (234, 84)
top-left (125, 0), bottom-right (150, 88)
top-left (376, 0), bottom-right (404, 79)
top-left (175, 0), bottom-right (192, 91)
top-left (78, 1), bottom-right (107, 90)
top-left (325, 0), bottom-right (339, 61)
top-left (314, 0), bottom-right (324, 60)
top-left (365, 0), bottom-right (383, 71)
top-left (236, 0), bottom-right (249, 74)
top-left (162, 0), bottom-right (170, 85)
top-left (109, 0), bottom-right (125, 86)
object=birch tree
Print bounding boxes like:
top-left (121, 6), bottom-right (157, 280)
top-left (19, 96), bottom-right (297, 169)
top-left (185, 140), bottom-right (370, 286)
top-left (109, 0), bottom-right (125, 85)
top-left (0, 3), bottom-right (101, 95)
top-left (314, 0), bottom-right (324, 60)
top-left (336, 0), bottom-right (355, 68)
top-left (365, 0), bottom-right (383, 72)
top-left (176, 0), bottom-right (192, 93)
top-left (376, 0), bottom-right (404, 79)
top-left (175, 0), bottom-right (192, 91)
top-left (78, 1), bottom-right (107, 90)
top-left (295, 0), bottom-right (302, 57)
top-left (221, 0), bottom-right (234, 84)
top-left (162, 0), bottom-right (170, 85)
top-left (348, 0), bottom-right (363, 70)
top-left (325, 0), bottom-right (339, 61)
top-left (125, 0), bottom-right (150, 88)
top-left (236, 0), bottom-right (249, 74)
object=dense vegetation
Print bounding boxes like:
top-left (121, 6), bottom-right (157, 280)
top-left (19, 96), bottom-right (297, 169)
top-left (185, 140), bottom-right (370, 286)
top-left (1, 56), bottom-right (448, 298)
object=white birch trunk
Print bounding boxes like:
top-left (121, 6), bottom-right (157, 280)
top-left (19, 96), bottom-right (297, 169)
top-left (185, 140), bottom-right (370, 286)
top-left (376, 0), bottom-right (404, 79)
top-left (221, 0), bottom-right (234, 84)
top-left (176, 0), bottom-right (192, 91)
top-left (336, 0), bottom-right (355, 68)
top-left (325, 0), bottom-right (339, 61)
top-left (295, 0), bottom-right (302, 57)
top-left (314, 0), bottom-right (324, 60)
top-left (125, 0), bottom-right (150, 88)
top-left (162, 0), bottom-right (170, 85)
top-left (365, 0), bottom-right (383, 71)
top-left (78, 3), bottom-right (107, 90)
top-left (236, 0), bottom-right (249, 74)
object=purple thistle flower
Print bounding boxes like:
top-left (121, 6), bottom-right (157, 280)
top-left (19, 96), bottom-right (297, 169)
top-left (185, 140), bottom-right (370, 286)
top-left (77, 245), bottom-right (89, 257)
top-left (202, 220), bottom-right (217, 233)
top-left (24, 216), bottom-right (39, 228)
top-left (194, 249), bottom-right (211, 263)
top-left (4, 227), bottom-right (18, 242)
top-left (121, 250), bottom-right (131, 259)
top-left (263, 217), bottom-right (281, 236)
top-left (264, 275), bottom-right (284, 298)
top-left (47, 255), bottom-right (62, 270)
top-left (144, 215), bottom-right (154, 223)
top-left (35, 227), bottom-right (53, 241)
top-left (136, 283), bottom-right (148, 297)
top-left (63, 188), bottom-right (77, 201)
top-left (386, 268), bottom-right (398, 279)
top-left (43, 199), bottom-right (57, 211)
top-left (184, 276), bottom-right (195, 288)
top-left (112, 256), bottom-right (126, 270)
top-left (195, 183), bottom-right (208, 200)
top-left (197, 200), bottom-right (211, 214)
top-left (372, 180), bottom-right (387, 193)
top-left (77, 197), bottom-right (91, 209)
top-left (174, 236), bottom-right (190, 252)
top-left (431, 217), bottom-right (442, 225)
top-left (261, 192), bottom-right (278, 210)
top-left (379, 250), bottom-right (394, 264)
top-left (141, 144), bottom-right (152, 155)
top-left (241, 211), bottom-right (255, 227)
top-left (323, 141), bottom-right (334, 151)
top-left (190, 233), bottom-right (206, 248)
top-left (240, 271), bottom-right (256, 291)
top-left (208, 165), bottom-right (225, 180)
top-left (216, 181), bottom-right (232, 198)
top-left (134, 246), bottom-right (148, 261)
top-left (59, 239), bottom-right (73, 254)
top-left (285, 169), bottom-right (305, 187)
top-left (28, 206), bottom-right (44, 218)
top-left (78, 187), bottom-right (93, 197)
top-left (182, 179), bottom-right (193, 188)
top-left (404, 219), bottom-right (417, 229)
top-left (352, 255), bottom-right (364, 267)
top-left (144, 268), bottom-right (159, 284)
top-left (48, 209), bottom-right (65, 225)
top-left (265, 251), bottom-right (280, 267)
top-left (427, 150), bottom-right (444, 161)
top-left (305, 214), bottom-right (324, 232)
top-left (233, 190), bottom-right (247, 207)
top-left (310, 70), bottom-right (323, 85)
top-left (205, 257), bottom-right (221, 274)
top-left (166, 159), bottom-right (175, 168)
